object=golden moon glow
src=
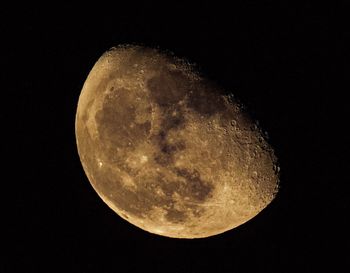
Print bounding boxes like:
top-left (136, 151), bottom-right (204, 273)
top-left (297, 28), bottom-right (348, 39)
top-left (75, 45), bottom-right (279, 238)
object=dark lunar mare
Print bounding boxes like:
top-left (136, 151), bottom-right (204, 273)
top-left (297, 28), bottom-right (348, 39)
top-left (88, 65), bottom-right (225, 224)
top-left (90, 84), bottom-right (214, 223)
top-left (146, 71), bottom-right (221, 223)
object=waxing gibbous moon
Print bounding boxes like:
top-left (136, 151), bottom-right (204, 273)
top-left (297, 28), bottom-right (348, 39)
top-left (75, 45), bottom-right (279, 238)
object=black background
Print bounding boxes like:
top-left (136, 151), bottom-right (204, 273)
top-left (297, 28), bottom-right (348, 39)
top-left (3, 2), bottom-right (347, 272)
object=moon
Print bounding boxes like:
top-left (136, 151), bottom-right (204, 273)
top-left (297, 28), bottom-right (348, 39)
top-left (75, 45), bottom-right (279, 238)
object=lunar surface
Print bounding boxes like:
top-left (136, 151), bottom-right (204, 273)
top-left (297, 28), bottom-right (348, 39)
top-left (75, 45), bottom-right (279, 238)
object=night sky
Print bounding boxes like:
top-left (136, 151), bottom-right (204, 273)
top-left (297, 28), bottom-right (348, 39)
top-left (3, 2), bottom-right (346, 272)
